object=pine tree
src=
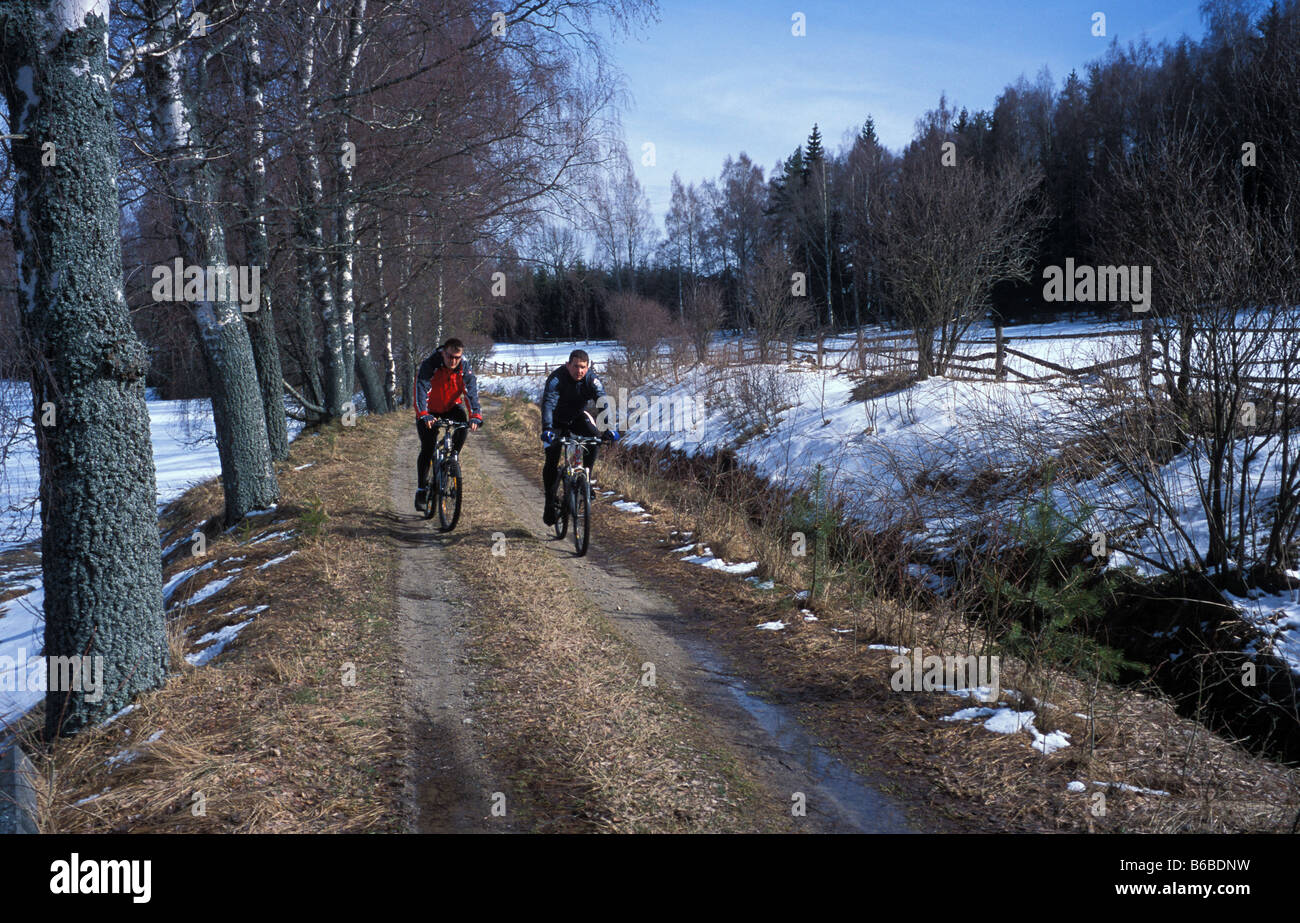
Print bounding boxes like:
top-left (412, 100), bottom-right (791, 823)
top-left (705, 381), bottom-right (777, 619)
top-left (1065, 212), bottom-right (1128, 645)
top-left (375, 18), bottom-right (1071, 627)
top-left (805, 123), bottom-right (825, 167)
top-left (860, 116), bottom-right (878, 146)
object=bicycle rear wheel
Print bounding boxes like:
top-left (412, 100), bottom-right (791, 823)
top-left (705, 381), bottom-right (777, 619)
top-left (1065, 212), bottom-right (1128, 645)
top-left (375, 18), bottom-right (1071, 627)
top-left (438, 458), bottom-right (462, 531)
top-left (572, 470), bottom-right (590, 556)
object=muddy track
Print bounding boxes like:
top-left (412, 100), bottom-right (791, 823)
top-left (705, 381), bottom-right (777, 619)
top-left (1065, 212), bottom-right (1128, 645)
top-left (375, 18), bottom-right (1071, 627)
top-left (460, 399), bottom-right (926, 833)
top-left (390, 426), bottom-right (509, 833)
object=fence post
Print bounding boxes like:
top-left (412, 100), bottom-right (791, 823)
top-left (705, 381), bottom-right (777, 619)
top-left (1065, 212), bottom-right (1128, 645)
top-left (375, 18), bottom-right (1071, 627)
top-left (994, 320), bottom-right (1006, 381)
top-left (1140, 317), bottom-right (1153, 394)
top-left (817, 331), bottom-right (825, 367)
top-left (787, 338), bottom-right (794, 363)
top-left (856, 326), bottom-right (865, 370)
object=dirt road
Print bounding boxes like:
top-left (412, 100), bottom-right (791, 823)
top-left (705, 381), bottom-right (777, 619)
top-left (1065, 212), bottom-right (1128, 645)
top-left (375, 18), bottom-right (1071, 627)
top-left (389, 429), bottom-right (507, 833)
top-left (393, 409), bottom-right (925, 832)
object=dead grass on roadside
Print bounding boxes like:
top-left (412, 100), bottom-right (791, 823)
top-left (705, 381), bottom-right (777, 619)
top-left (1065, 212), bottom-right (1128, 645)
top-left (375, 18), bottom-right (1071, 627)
top-left (484, 392), bottom-right (1300, 833)
top-left (9, 413), bottom-right (410, 833)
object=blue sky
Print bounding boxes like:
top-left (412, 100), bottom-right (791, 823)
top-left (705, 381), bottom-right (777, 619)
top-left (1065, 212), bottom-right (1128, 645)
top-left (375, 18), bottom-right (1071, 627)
top-left (606, 0), bottom-right (1208, 223)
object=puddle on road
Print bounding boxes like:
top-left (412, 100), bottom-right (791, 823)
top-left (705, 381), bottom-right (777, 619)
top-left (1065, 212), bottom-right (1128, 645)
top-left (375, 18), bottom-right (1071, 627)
top-left (679, 636), bottom-right (920, 834)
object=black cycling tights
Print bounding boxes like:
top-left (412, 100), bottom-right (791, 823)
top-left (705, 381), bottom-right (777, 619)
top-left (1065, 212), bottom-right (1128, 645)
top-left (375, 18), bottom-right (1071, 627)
top-left (542, 415), bottom-right (601, 505)
top-left (416, 406), bottom-right (469, 489)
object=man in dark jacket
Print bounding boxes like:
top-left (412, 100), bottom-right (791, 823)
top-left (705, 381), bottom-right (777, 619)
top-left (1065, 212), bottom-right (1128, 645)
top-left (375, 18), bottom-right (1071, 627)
top-left (414, 338), bottom-right (482, 510)
top-left (540, 349), bottom-right (619, 525)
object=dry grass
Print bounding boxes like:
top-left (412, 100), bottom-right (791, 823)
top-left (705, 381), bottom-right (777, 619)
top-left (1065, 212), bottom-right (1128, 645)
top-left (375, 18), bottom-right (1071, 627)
top-left (486, 392), bottom-right (1300, 833)
top-left (8, 413), bottom-right (409, 833)
top-left (432, 430), bottom-right (768, 832)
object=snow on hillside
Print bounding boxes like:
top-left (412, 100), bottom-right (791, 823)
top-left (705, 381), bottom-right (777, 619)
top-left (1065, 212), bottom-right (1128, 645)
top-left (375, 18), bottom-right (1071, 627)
top-left (481, 319), bottom-right (1300, 675)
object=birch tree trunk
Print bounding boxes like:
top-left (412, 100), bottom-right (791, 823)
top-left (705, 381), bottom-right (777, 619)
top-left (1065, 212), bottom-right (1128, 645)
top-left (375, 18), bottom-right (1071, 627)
top-left (1, 0), bottom-right (167, 736)
top-left (354, 297), bottom-right (388, 414)
top-left (821, 163), bottom-right (835, 329)
top-left (293, 224), bottom-right (326, 416)
top-left (294, 0), bottom-right (346, 418)
top-left (405, 302), bottom-right (415, 409)
top-left (241, 21), bottom-right (289, 460)
top-left (333, 0), bottom-right (367, 404)
top-left (403, 218), bottom-right (415, 407)
top-left (435, 251), bottom-right (445, 346)
top-left (141, 0), bottom-right (279, 525)
top-left (377, 225), bottom-right (399, 411)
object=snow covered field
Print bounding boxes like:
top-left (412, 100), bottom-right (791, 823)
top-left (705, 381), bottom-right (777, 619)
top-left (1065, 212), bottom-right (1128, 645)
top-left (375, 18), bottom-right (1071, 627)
top-left (481, 319), bottom-right (1300, 675)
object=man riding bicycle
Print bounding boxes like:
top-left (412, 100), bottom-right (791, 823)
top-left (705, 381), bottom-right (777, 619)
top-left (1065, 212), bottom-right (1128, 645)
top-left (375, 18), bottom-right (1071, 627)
top-left (414, 337), bottom-right (482, 511)
top-left (541, 349), bottom-right (619, 525)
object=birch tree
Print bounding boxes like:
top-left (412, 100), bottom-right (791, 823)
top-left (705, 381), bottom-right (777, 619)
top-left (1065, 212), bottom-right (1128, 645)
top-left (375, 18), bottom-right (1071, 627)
top-left (1, 0), bottom-right (167, 736)
top-left (289, 0), bottom-right (346, 419)
top-left (239, 16), bottom-right (289, 459)
top-left (139, 0), bottom-right (280, 524)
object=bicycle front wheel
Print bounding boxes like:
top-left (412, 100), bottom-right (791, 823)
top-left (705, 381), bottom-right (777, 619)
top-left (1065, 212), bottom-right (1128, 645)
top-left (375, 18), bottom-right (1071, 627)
top-left (572, 471), bottom-right (590, 556)
top-left (552, 473), bottom-right (568, 539)
top-left (422, 461), bottom-right (437, 520)
top-left (438, 458), bottom-right (462, 531)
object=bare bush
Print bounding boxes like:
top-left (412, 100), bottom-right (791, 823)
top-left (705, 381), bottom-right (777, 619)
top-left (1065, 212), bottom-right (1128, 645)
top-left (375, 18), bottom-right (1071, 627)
top-left (684, 281), bottom-right (725, 364)
top-left (1087, 126), bottom-right (1300, 583)
top-left (707, 362), bottom-right (802, 445)
top-left (606, 292), bottom-right (673, 380)
top-left (875, 96), bottom-right (1045, 377)
top-left (459, 331), bottom-right (495, 373)
top-left (745, 242), bottom-right (810, 361)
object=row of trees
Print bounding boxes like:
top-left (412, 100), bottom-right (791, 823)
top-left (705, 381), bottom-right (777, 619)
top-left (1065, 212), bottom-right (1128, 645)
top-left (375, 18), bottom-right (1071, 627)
top-left (0, 0), bottom-right (653, 735)
top-left (496, 0), bottom-right (1300, 379)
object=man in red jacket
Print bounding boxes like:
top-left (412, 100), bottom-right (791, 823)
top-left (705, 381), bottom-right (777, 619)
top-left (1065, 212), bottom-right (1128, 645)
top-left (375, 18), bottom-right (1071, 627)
top-left (414, 338), bottom-right (482, 510)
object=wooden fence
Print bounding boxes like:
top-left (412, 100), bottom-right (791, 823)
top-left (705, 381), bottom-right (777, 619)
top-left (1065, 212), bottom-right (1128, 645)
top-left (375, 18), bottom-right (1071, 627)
top-left (485, 320), bottom-right (1300, 389)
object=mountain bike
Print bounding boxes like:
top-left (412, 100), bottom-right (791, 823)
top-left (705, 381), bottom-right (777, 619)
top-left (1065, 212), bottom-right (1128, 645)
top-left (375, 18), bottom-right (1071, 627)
top-left (550, 433), bottom-right (605, 556)
top-left (422, 419), bottom-right (471, 531)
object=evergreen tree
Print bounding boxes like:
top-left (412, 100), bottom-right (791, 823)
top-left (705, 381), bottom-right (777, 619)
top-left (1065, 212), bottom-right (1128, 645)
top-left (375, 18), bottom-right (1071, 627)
top-left (805, 123), bottom-right (824, 168)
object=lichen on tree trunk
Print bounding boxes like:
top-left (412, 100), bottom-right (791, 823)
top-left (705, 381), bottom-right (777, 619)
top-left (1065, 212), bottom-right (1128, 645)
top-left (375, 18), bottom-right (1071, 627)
top-left (2, 0), bottom-right (168, 736)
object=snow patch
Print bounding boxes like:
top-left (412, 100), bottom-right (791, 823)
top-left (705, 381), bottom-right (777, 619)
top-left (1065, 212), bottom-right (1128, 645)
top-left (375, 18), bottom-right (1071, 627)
top-left (258, 551), bottom-right (297, 570)
top-left (186, 618), bottom-right (256, 667)
top-left (176, 574), bottom-right (236, 609)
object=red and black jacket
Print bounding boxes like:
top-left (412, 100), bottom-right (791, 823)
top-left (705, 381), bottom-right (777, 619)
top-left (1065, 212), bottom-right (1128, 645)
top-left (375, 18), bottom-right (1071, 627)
top-left (414, 352), bottom-right (481, 420)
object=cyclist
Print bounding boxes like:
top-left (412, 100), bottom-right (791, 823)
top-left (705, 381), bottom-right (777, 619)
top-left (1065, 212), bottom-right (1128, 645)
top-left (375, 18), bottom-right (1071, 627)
top-left (414, 337), bottom-right (482, 511)
top-left (540, 349), bottom-right (619, 525)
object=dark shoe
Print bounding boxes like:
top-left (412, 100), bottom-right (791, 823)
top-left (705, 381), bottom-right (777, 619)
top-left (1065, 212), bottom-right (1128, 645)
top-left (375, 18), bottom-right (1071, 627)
top-left (543, 503), bottom-right (557, 526)
top-left (414, 488), bottom-right (427, 511)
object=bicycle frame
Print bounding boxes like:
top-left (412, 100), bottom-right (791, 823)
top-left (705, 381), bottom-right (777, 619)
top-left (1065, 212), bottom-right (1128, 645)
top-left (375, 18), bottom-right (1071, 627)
top-left (557, 434), bottom-right (602, 480)
top-left (428, 419), bottom-right (470, 466)
top-left (423, 418), bottom-right (471, 528)
top-left (554, 433), bottom-right (603, 555)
